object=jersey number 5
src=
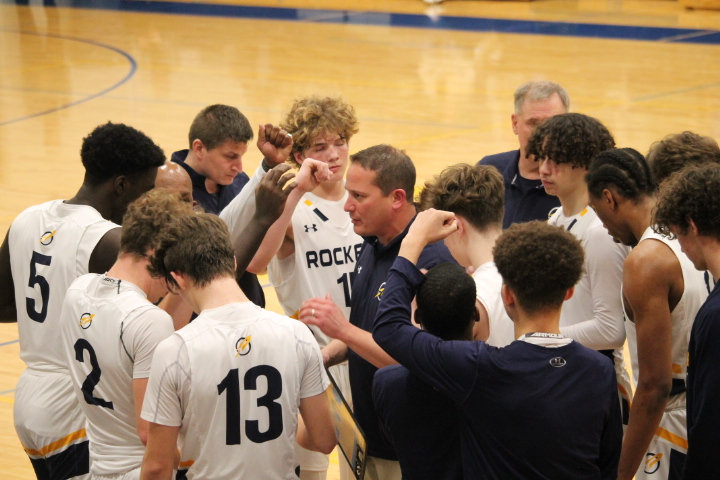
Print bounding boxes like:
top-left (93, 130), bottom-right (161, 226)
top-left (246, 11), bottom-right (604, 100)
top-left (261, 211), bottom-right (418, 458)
top-left (26, 251), bottom-right (51, 323)
top-left (217, 365), bottom-right (283, 445)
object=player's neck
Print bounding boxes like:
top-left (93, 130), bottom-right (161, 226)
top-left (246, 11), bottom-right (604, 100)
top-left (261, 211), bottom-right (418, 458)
top-left (312, 178), bottom-right (345, 201)
top-left (628, 196), bottom-right (656, 243)
top-left (66, 184), bottom-right (114, 222)
top-left (106, 253), bottom-right (152, 296)
top-left (513, 309), bottom-right (562, 338)
top-left (466, 226), bottom-right (501, 268)
top-left (559, 187), bottom-right (589, 218)
top-left (191, 276), bottom-right (249, 312)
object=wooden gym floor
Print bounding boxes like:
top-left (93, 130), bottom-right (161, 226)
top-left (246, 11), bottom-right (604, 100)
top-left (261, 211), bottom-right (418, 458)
top-left (1, 0), bottom-right (719, 477)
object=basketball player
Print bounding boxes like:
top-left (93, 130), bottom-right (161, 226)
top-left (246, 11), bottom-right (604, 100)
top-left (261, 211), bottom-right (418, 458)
top-left (654, 165), bottom-right (720, 480)
top-left (646, 131), bottom-right (720, 184)
top-left (0, 122), bottom-right (165, 479)
top-left (527, 112), bottom-right (633, 420)
top-left (478, 80), bottom-right (568, 227)
top-left (586, 148), bottom-right (708, 480)
top-left (418, 163), bottom-right (514, 346)
top-left (222, 96), bottom-right (361, 480)
top-left (372, 212), bottom-right (622, 478)
top-left (301, 145), bottom-right (455, 480)
top-left (140, 213), bottom-right (336, 480)
top-left (60, 190), bottom-right (192, 480)
top-left (653, 164), bottom-right (720, 479)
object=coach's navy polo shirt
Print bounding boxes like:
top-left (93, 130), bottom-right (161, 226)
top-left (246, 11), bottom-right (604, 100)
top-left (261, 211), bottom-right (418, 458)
top-left (171, 150), bottom-right (264, 308)
top-left (348, 217), bottom-right (455, 460)
top-left (479, 150), bottom-right (560, 229)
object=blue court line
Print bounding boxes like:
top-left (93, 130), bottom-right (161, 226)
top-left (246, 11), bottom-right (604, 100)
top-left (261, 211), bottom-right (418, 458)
top-left (0, 388), bottom-right (15, 395)
top-left (0, 339), bottom-right (19, 347)
top-left (0, 30), bottom-right (137, 126)
top-left (11, 0), bottom-right (720, 45)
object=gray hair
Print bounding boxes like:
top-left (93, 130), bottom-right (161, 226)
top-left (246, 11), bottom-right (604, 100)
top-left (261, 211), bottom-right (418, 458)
top-left (513, 81), bottom-right (570, 114)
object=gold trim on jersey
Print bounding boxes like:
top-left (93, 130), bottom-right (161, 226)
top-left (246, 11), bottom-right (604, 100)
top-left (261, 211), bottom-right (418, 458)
top-left (22, 428), bottom-right (87, 457)
top-left (655, 426), bottom-right (688, 450)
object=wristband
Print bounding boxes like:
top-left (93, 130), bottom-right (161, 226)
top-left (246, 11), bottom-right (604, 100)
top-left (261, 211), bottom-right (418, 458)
top-left (261, 159), bottom-right (271, 172)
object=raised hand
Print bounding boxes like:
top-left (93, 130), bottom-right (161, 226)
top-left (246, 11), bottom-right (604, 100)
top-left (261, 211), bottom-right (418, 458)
top-left (257, 124), bottom-right (293, 168)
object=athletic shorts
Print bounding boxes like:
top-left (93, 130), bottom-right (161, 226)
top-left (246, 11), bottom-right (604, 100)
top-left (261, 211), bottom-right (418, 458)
top-left (91, 467), bottom-right (140, 480)
top-left (635, 394), bottom-right (687, 480)
top-left (14, 369), bottom-right (90, 480)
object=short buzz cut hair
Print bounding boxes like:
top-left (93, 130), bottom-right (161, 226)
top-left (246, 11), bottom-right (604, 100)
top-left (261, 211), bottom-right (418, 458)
top-left (419, 164), bottom-right (504, 230)
top-left (654, 164), bottom-right (720, 241)
top-left (81, 122), bottom-right (166, 185)
top-left (647, 131), bottom-right (720, 184)
top-left (280, 96), bottom-right (359, 167)
top-left (149, 213), bottom-right (236, 290)
top-left (493, 221), bottom-right (584, 311)
top-left (526, 113), bottom-right (615, 169)
top-left (120, 189), bottom-right (196, 258)
top-left (416, 262), bottom-right (477, 341)
top-left (514, 81), bottom-right (570, 114)
top-left (188, 104), bottom-right (253, 150)
top-left (350, 144), bottom-right (416, 203)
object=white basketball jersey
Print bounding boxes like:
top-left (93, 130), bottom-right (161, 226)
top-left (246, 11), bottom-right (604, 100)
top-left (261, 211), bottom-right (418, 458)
top-left (9, 200), bottom-right (117, 372)
top-left (61, 274), bottom-right (174, 475)
top-left (472, 262), bottom-right (514, 347)
top-left (549, 207), bottom-right (630, 347)
top-left (267, 191), bottom-right (363, 347)
top-left (142, 302), bottom-right (330, 480)
top-left (625, 228), bottom-right (708, 389)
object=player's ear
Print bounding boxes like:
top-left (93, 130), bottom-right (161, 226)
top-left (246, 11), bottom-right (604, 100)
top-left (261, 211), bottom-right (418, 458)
top-left (170, 271), bottom-right (190, 291)
top-left (293, 151), bottom-right (304, 165)
top-left (191, 139), bottom-right (204, 156)
top-left (113, 175), bottom-right (127, 195)
top-left (563, 285), bottom-right (575, 301)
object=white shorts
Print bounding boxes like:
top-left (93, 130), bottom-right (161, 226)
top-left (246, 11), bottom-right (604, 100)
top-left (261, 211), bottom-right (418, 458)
top-left (635, 394), bottom-right (687, 480)
top-left (91, 467), bottom-right (140, 480)
top-left (14, 369), bottom-right (90, 479)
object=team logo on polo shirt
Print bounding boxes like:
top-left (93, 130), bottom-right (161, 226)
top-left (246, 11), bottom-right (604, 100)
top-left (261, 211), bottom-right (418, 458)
top-left (549, 357), bottom-right (566, 368)
top-left (374, 282), bottom-right (386, 301)
top-left (644, 452), bottom-right (662, 474)
top-left (79, 313), bottom-right (95, 329)
top-left (235, 336), bottom-right (252, 356)
top-left (40, 230), bottom-right (56, 246)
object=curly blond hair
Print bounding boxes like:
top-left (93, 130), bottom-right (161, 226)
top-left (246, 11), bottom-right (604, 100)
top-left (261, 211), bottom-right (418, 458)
top-left (280, 96), bottom-right (359, 166)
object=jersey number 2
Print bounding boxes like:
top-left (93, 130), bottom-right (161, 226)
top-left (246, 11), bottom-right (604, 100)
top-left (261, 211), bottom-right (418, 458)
top-left (217, 365), bottom-right (283, 445)
top-left (74, 339), bottom-right (114, 409)
top-left (26, 251), bottom-right (51, 323)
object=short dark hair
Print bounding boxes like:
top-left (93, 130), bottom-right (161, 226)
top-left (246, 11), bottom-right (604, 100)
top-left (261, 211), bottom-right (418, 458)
top-left (415, 262), bottom-right (477, 340)
top-left (81, 122), bottom-right (166, 185)
top-left (493, 221), bottom-right (584, 311)
top-left (654, 164), bottom-right (720, 240)
top-left (120, 189), bottom-right (196, 258)
top-left (647, 131), bottom-right (720, 184)
top-left (188, 104), bottom-right (253, 150)
top-left (350, 145), bottom-right (415, 202)
top-left (586, 148), bottom-right (656, 201)
top-left (419, 164), bottom-right (504, 230)
top-left (149, 213), bottom-right (235, 290)
top-left (526, 113), bottom-right (615, 169)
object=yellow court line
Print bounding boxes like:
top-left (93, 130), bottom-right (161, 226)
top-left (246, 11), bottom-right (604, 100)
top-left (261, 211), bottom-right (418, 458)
top-left (0, 395), bottom-right (14, 404)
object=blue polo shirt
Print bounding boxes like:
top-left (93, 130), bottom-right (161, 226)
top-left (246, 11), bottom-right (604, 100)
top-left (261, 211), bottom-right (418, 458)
top-left (171, 149), bottom-right (264, 307)
top-left (684, 282), bottom-right (720, 479)
top-left (479, 150), bottom-right (560, 229)
top-left (373, 257), bottom-right (622, 479)
top-left (348, 217), bottom-right (455, 460)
